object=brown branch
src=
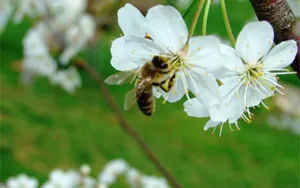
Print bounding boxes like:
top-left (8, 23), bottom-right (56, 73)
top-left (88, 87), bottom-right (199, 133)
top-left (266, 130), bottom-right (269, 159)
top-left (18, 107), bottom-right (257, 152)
top-left (74, 61), bottom-right (181, 188)
top-left (249, 0), bottom-right (300, 79)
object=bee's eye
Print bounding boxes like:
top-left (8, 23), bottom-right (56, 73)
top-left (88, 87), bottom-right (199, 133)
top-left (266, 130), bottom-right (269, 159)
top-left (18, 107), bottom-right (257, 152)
top-left (152, 56), bottom-right (168, 69)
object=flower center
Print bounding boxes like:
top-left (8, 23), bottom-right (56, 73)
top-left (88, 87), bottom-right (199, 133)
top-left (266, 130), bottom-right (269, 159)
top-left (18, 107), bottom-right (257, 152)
top-left (243, 64), bottom-right (264, 84)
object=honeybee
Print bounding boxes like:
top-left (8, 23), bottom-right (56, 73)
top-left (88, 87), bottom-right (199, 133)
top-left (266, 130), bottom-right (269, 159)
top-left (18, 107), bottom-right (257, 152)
top-left (105, 56), bottom-right (176, 116)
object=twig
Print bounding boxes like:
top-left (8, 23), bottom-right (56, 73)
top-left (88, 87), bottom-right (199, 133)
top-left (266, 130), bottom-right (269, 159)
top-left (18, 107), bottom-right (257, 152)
top-left (249, 0), bottom-right (300, 79)
top-left (74, 61), bottom-right (181, 188)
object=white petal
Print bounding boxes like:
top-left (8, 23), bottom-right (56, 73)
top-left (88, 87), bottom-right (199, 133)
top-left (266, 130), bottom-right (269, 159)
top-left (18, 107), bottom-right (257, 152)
top-left (110, 37), bottom-right (139, 71)
top-left (187, 67), bottom-right (221, 107)
top-left (245, 75), bottom-right (276, 107)
top-left (220, 44), bottom-right (236, 56)
top-left (118, 3), bottom-right (145, 36)
top-left (204, 120), bottom-right (220, 131)
top-left (236, 21), bottom-right (274, 64)
top-left (216, 56), bottom-right (244, 79)
top-left (145, 5), bottom-right (188, 53)
top-left (184, 98), bottom-right (209, 118)
top-left (208, 105), bottom-right (228, 122)
top-left (263, 40), bottom-right (298, 70)
top-left (124, 36), bottom-right (166, 65)
top-left (187, 36), bottom-right (223, 72)
top-left (226, 95), bottom-right (244, 122)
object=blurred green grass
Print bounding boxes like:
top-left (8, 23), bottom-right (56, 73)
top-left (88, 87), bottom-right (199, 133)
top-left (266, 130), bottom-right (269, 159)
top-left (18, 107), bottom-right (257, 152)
top-left (1, 1), bottom-right (299, 187)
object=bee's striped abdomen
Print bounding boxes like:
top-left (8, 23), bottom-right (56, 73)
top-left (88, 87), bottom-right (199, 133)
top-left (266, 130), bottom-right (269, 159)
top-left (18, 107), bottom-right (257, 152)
top-left (137, 87), bottom-right (154, 116)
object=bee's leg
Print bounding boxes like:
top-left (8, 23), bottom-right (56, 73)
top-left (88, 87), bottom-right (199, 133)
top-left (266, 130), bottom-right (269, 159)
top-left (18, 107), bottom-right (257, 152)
top-left (160, 79), bottom-right (171, 92)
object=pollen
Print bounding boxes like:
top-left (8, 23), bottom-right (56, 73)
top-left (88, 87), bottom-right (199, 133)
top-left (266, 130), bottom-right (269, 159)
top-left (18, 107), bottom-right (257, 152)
top-left (197, 47), bottom-right (200, 51)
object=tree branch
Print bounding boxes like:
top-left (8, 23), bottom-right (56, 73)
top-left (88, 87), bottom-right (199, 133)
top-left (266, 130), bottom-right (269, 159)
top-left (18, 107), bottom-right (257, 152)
top-left (249, 0), bottom-right (300, 79)
top-left (74, 61), bottom-right (181, 188)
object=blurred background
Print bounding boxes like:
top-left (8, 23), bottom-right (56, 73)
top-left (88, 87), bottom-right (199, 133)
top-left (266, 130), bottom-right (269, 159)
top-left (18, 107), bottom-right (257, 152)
top-left (1, 0), bottom-right (299, 187)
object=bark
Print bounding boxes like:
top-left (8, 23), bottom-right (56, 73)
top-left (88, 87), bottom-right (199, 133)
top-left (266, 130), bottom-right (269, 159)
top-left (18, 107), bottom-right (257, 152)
top-left (249, 0), bottom-right (300, 79)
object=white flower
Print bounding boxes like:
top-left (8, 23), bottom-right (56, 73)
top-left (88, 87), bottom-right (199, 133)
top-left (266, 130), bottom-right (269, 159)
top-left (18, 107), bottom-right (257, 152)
top-left (60, 13), bottom-right (96, 64)
top-left (80, 164), bottom-right (91, 175)
top-left (22, 23), bottom-right (57, 84)
top-left (221, 21), bottom-right (297, 114)
top-left (141, 176), bottom-right (169, 188)
top-left (46, 0), bottom-right (87, 30)
top-left (42, 169), bottom-right (80, 188)
top-left (0, 0), bottom-right (13, 33)
top-left (126, 168), bottom-right (142, 187)
top-left (110, 3), bottom-right (147, 71)
top-left (50, 67), bottom-right (81, 94)
top-left (98, 159), bottom-right (128, 185)
top-left (80, 176), bottom-right (96, 188)
top-left (14, 0), bottom-right (47, 24)
top-left (113, 4), bottom-right (222, 108)
top-left (6, 174), bottom-right (38, 188)
top-left (185, 21), bottom-right (297, 135)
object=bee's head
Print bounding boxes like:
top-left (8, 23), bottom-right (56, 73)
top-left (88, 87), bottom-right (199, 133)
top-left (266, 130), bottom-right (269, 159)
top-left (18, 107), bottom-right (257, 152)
top-left (152, 56), bottom-right (169, 69)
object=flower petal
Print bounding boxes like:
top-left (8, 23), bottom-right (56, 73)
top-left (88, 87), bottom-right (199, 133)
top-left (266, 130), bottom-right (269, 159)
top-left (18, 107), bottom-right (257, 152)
top-left (145, 5), bottom-right (188, 53)
top-left (263, 40), bottom-right (298, 70)
top-left (184, 98), bottom-right (209, 118)
top-left (111, 37), bottom-right (139, 71)
top-left (204, 120), bottom-right (220, 131)
top-left (124, 36), bottom-right (167, 65)
top-left (187, 36), bottom-right (223, 72)
top-left (236, 21), bottom-right (274, 64)
top-left (118, 3), bottom-right (145, 36)
top-left (187, 67), bottom-right (221, 107)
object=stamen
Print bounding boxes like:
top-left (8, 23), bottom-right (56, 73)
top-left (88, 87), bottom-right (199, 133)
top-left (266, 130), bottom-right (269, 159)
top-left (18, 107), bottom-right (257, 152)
top-left (185, 68), bottom-right (199, 96)
top-left (235, 122), bottom-right (240, 131)
top-left (260, 100), bottom-right (269, 110)
top-left (229, 122), bottom-right (234, 131)
top-left (219, 123), bottom-right (224, 137)
top-left (212, 126), bottom-right (218, 135)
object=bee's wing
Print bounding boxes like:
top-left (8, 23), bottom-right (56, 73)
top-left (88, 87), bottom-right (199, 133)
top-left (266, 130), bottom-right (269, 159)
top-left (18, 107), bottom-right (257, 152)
top-left (135, 77), bottom-right (153, 98)
top-left (124, 88), bottom-right (137, 110)
top-left (105, 71), bottom-right (136, 85)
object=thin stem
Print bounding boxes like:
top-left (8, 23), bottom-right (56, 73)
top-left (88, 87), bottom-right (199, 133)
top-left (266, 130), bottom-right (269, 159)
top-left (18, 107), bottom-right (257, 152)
top-left (202, 0), bottom-right (211, 35)
top-left (74, 61), bottom-right (181, 188)
top-left (220, 0), bottom-right (236, 46)
top-left (188, 0), bottom-right (206, 39)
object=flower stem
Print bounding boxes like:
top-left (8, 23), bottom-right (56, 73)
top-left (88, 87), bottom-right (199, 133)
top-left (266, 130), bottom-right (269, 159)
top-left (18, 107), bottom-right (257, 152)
top-left (202, 0), bottom-right (211, 36)
top-left (220, 0), bottom-right (236, 46)
top-left (188, 0), bottom-right (206, 39)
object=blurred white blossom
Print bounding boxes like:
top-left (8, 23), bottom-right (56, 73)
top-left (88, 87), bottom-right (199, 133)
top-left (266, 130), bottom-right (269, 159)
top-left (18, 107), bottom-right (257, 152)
top-left (141, 176), bottom-right (169, 188)
top-left (42, 169), bottom-right (80, 188)
top-left (80, 164), bottom-right (91, 176)
top-left (98, 159), bottom-right (129, 185)
top-left (60, 14), bottom-right (96, 64)
top-left (22, 23), bottom-right (57, 84)
top-left (46, 0), bottom-right (87, 30)
top-left (6, 174), bottom-right (38, 188)
top-left (5, 160), bottom-right (168, 188)
top-left (13, 0), bottom-right (47, 23)
top-left (0, 0), bottom-right (13, 33)
top-left (10, 0), bottom-right (96, 93)
top-left (50, 67), bottom-right (82, 94)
